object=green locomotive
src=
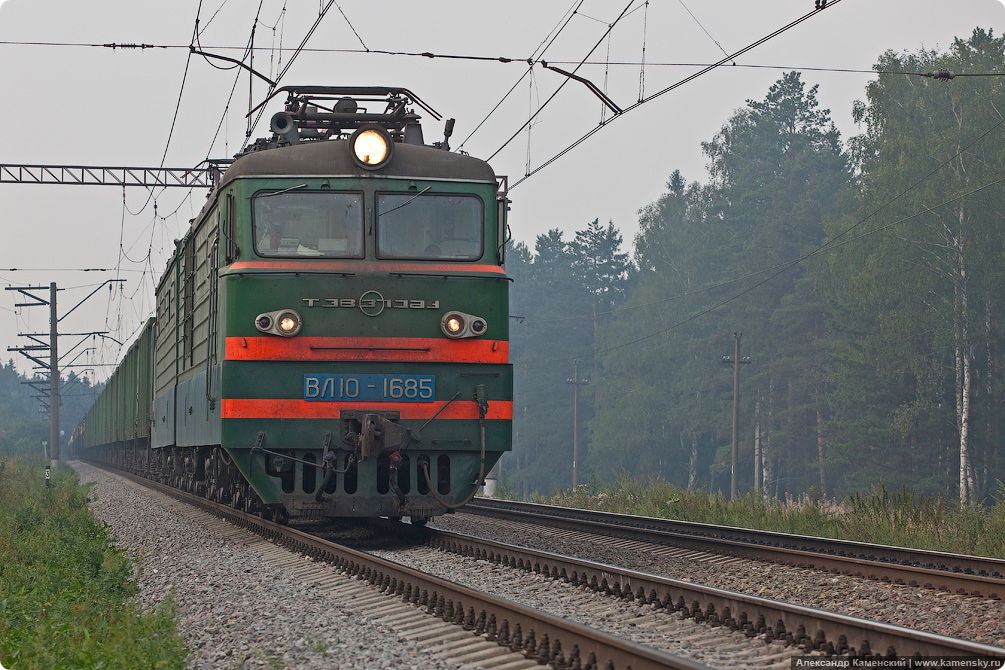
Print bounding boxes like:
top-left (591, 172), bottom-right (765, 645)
top-left (72, 87), bottom-right (512, 525)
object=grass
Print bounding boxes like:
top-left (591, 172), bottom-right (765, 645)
top-left (516, 475), bottom-right (1005, 559)
top-left (0, 456), bottom-right (187, 669)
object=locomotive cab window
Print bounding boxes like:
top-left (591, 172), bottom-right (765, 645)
top-left (253, 191), bottom-right (364, 258)
top-left (376, 193), bottom-right (483, 261)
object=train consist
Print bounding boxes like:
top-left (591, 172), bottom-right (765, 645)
top-left (70, 86), bottom-right (512, 525)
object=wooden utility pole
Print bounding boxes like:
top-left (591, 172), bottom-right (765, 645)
top-left (566, 359), bottom-right (589, 488)
top-left (721, 332), bottom-right (751, 499)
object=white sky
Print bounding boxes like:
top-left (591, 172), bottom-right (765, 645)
top-left (0, 0), bottom-right (1002, 383)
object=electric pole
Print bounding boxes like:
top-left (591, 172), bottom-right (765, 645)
top-left (566, 359), bottom-right (589, 488)
top-left (721, 332), bottom-right (751, 499)
top-left (6, 279), bottom-right (124, 467)
top-left (48, 283), bottom-right (59, 467)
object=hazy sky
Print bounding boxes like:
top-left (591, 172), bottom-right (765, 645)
top-left (0, 0), bottom-right (1002, 383)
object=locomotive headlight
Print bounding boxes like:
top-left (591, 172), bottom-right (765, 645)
top-left (445, 315), bottom-right (464, 335)
top-left (441, 311), bottom-right (487, 339)
top-left (350, 125), bottom-right (393, 170)
top-left (277, 312), bottom-right (301, 336)
top-left (255, 309), bottom-right (302, 337)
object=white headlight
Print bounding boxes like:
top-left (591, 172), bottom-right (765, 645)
top-left (277, 312), bottom-right (301, 335)
top-left (350, 125), bottom-right (393, 169)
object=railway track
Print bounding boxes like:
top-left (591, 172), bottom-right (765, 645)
top-left (83, 463), bottom-right (1005, 667)
top-left (463, 498), bottom-right (1005, 599)
top-left (406, 524), bottom-right (1005, 662)
top-left (88, 465), bottom-right (711, 669)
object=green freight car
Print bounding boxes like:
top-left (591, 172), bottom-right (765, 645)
top-left (72, 317), bottom-right (154, 466)
top-left (72, 87), bottom-right (512, 525)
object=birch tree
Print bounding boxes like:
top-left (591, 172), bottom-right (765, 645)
top-left (826, 28), bottom-right (1005, 502)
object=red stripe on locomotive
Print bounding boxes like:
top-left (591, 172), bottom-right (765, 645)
top-left (221, 398), bottom-right (514, 420)
top-left (225, 336), bottom-right (508, 363)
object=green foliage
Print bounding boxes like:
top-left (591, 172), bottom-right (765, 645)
top-left (0, 361), bottom-right (99, 458)
top-left (0, 361), bottom-right (48, 457)
top-left (532, 477), bottom-right (1005, 558)
top-left (506, 222), bottom-right (633, 496)
top-left (0, 456), bottom-right (187, 669)
top-left (590, 71), bottom-right (850, 497)
top-left (823, 28), bottom-right (1005, 502)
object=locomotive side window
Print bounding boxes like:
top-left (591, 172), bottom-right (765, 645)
top-left (376, 193), bottom-right (483, 261)
top-left (253, 191), bottom-right (364, 258)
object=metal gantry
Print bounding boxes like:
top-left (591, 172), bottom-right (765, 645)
top-left (0, 163), bottom-right (220, 188)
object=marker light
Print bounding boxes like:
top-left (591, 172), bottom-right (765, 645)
top-left (350, 125), bottom-right (393, 170)
top-left (440, 311), bottom-right (488, 339)
top-left (255, 309), bottom-right (302, 337)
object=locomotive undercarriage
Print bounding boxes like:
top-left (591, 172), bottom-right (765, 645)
top-left (82, 438), bottom-right (475, 526)
top-left (89, 441), bottom-right (281, 519)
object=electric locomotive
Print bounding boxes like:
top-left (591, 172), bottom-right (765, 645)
top-left (72, 86), bottom-right (512, 525)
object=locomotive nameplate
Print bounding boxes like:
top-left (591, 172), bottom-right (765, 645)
top-left (303, 290), bottom-right (439, 317)
top-left (304, 373), bottom-right (435, 402)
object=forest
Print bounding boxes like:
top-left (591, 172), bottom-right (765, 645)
top-left (0, 359), bottom-right (97, 459)
top-left (503, 28), bottom-right (1005, 505)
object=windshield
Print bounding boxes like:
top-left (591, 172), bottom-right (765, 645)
top-left (376, 193), bottom-right (483, 261)
top-left (253, 191), bottom-right (364, 258)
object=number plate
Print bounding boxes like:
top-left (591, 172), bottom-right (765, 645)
top-left (304, 374), bottom-right (435, 402)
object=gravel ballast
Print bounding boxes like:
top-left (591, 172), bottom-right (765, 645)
top-left (73, 460), bottom-right (1005, 668)
top-left (432, 512), bottom-right (1005, 647)
top-left (72, 462), bottom-right (464, 670)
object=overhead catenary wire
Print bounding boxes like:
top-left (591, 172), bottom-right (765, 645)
top-left (7, 40), bottom-right (1003, 82)
top-left (637, 0), bottom-right (648, 101)
top-left (72, 1), bottom-right (325, 381)
top-left (117, 1), bottom-right (207, 227)
top-left (510, 0), bottom-right (845, 189)
top-left (677, 0), bottom-right (733, 64)
top-left (245, 0), bottom-right (340, 139)
top-left (333, 0), bottom-right (367, 52)
top-left (487, 0), bottom-right (638, 164)
top-left (453, 0), bottom-right (587, 155)
top-left (103, 1), bottom-right (348, 379)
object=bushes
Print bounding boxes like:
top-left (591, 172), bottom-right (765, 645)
top-left (0, 457), bottom-right (186, 669)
